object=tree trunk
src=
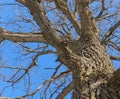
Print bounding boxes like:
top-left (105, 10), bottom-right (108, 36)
top-left (58, 36), bottom-right (118, 99)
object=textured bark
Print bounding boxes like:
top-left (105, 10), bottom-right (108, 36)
top-left (57, 37), bottom-right (115, 99)
top-left (71, 42), bottom-right (114, 99)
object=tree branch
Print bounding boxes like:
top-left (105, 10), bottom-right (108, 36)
top-left (95, 0), bottom-right (105, 20)
top-left (96, 12), bottom-right (120, 21)
top-left (0, 28), bottom-right (46, 43)
top-left (56, 81), bottom-right (73, 99)
top-left (14, 70), bottom-right (71, 99)
top-left (54, 0), bottom-right (81, 35)
top-left (110, 56), bottom-right (120, 60)
top-left (16, 0), bottom-right (61, 47)
top-left (101, 20), bottom-right (120, 45)
top-left (75, 0), bottom-right (99, 39)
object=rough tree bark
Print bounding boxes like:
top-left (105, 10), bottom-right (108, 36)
top-left (0, 0), bottom-right (120, 99)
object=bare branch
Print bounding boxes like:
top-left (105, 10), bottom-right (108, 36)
top-left (43, 63), bottom-right (62, 93)
top-left (101, 21), bottom-right (120, 45)
top-left (75, 0), bottom-right (99, 39)
top-left (6, 50), bottom-right (56, 84)
top-left (96, 12), bottom-right (120, 21)
top-left (95, 0), bottom-right (105, 19)
top-left (56, 81), bottom-right (73, 99)
top-left (0, 65), bottom-right (26, 71)
top-left (14, 70), bottom-right (71, 99)
top-left (0, 28), bottom-right (46, 43)
top-left (54, 0), bottom-right (81, 35)
top-left (110, 56), bottom-right (120, 60)
top-left (16, 0), bottom-right (61, 47)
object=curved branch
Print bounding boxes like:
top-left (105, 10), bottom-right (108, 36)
top-left (0, 28), bottom-right (46, 43)
top-left (101, 20), bottom-right (120, 45)
top-left (56, 81), bottom-right (73, 99)
top-left (16, 0), bottom-right (61, 47)
top-left (96, 0), bottom-right (105, 20)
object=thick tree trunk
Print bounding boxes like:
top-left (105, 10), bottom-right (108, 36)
top-left (72, 41), bottom-right (120, 99)
top-left (58, 36), bottom-right (117, 99)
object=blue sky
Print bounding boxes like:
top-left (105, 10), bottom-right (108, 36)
top-left (0, 0), bottom-right (120, 99)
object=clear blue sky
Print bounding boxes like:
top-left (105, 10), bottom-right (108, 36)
top-left (0, 0), bottom-right (119, 99)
